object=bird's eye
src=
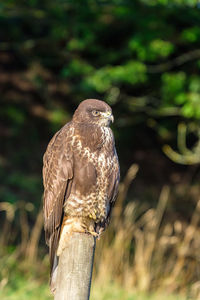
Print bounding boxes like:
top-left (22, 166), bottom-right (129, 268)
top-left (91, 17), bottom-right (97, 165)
top-left (92, 110), bottom-right (100, 117)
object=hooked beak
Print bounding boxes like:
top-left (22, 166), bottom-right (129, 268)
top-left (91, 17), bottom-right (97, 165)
top-left (101, 111), bottom-right (114, 123)
top-left (110, 114), bottom-right (114, 123)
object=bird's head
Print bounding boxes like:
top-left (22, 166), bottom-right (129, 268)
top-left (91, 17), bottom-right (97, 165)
top-left (73, 99), bottom-right (114, 127)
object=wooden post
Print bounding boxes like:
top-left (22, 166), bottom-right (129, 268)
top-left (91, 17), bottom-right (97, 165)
top-left (54, 233), bottom-right (96, 300)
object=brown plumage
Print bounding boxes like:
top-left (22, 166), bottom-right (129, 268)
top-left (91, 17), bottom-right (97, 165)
top-left (42, 99), bottom-right (120, 289)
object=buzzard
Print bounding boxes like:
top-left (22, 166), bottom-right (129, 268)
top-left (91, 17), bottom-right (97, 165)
top-left (42, 99), bottom-right (120, 287)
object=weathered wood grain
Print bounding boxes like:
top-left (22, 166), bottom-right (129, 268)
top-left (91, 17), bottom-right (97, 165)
top-left (54, 233), bottom-right (96, 300)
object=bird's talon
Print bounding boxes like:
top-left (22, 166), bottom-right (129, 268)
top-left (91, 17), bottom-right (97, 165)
top-left (87, 231), bottom-right (98, 237)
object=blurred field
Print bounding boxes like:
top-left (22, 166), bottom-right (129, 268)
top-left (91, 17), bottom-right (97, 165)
top-left (0, 270), bottom-right (188, 300)
top-left (0, 282), bottom-right (188, 300)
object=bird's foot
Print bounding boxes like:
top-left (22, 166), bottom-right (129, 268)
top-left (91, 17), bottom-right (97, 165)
top-left (84, 217), bottom-right (98, 238)
top-left (86, 229), bottom-right (98, 237)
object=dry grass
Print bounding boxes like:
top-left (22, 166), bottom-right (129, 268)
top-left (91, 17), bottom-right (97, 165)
top-left (94, 164), bottom-right (200, 299)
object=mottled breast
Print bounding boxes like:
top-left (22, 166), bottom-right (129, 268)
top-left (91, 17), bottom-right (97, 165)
top-left (64, 125), bottom-right (115, 221)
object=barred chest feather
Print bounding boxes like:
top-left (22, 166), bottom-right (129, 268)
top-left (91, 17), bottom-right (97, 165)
top-left (64, 126), bottom-right (115, 222)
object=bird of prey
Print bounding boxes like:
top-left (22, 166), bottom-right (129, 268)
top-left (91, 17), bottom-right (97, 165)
top-left (42, 99), bottom-right (120, 288)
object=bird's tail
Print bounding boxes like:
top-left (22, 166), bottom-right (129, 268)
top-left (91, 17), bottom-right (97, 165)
top-left (49, 228), bottom-right (60, 294)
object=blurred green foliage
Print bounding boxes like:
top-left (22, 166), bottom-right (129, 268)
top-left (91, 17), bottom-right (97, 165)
top-left (1, 0), bottom-right (200, 145)
top-left (1, 0), bottom-right (200, 131)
